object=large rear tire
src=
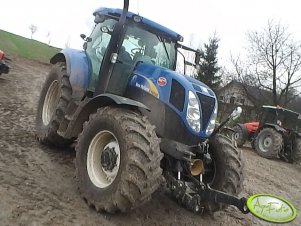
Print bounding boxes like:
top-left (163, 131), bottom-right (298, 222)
top-left (204, 134), bottom-right (244, 212)
top-left (75, 106), bottom-right (163, 213)
top-left (233, 124), bottom-right (248, 147)
top-left (254, 128), bottom-right (283, 159)
top-left (292, 137), bottom-right (301, 164)
top-left (35, 62), bottom-right (73, 147)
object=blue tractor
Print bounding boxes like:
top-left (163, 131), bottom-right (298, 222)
top-left (35, 0), bottom-right (246, 214)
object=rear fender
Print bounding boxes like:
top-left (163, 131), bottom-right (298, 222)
top-left (50, 48), bottom-right (90, 100)
top-left (70, 93), bottom-right (149, 137)
top-left (261, 123), bottom-right (286, 133)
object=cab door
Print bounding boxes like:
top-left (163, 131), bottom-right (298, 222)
top-left (85, 18), bottom-right (117, 90)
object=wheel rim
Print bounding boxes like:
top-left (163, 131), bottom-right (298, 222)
top-left (87, 130), bottom-right (121, 189)
top-left (259, 135), bottom-right (272, 152)
top-left (42, 80), bottom-right (60, 125)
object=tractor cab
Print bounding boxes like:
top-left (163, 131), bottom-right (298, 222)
top-left (82, 7), bottom-right (201, 99)
top-left (83, 8), bottom-right (181, 96)
top-left (259, 105), bottom-right (300, 132)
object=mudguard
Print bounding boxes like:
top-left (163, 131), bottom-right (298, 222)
top-left (70, 93), bottom-right (149, 138)
top-left (50, 48), bottom-right (90, 100)
top-left (262, 123), bottom-right (286, 133)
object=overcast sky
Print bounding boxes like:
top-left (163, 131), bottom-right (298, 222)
top-left (1, 0), bottom-right (301, 65)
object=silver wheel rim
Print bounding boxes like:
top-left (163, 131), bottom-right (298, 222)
top-left (87, 130), bottom-right (121, 189)
top-left (259, 135), bottom-right (272, 152)
top-left (42, 80), bottom-right (60, 125)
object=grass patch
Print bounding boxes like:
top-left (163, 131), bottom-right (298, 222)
top-left (0, 29), bottom-right (61, 63)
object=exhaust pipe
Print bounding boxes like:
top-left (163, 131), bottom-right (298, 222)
top-left (190, 159), bottom-right (204, 176)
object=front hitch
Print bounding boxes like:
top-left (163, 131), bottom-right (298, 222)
top-left (167, 173), bottom-right (296, 223)
top-left (166, 173), bottom-right (248, 214)
top-left (200, 185), bottom-right (249, 214)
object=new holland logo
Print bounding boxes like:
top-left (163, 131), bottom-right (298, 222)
top-left (157, 77), bottom-right (167, 86)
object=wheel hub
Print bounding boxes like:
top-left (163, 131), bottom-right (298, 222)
top-left (87, 130), bottom-right (120, 189)
top-left (42, 80), bottom-right (60, 126)
top-left (263, 137), bottom-right (272, 148)
top-left (101, 146), bottom-right (118, 172)
top-left (234, 132), bottom-right (240, 139)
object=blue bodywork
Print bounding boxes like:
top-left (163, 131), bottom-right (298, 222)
top-left (129, 63), bottom-right (216, 138)
top-left (50, 48), bottom-right (90, 100)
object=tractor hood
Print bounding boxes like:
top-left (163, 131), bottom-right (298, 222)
top-left (129, 63), bottom-right (216, 101)
top-left (128, 63), bottom-right (217, 138)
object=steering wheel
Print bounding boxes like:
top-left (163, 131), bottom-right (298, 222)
top-left (131, 48), bottom-right (142, 56)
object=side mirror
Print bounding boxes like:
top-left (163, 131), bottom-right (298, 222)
top-left (80, 34), bottom-right (92, 42)
top-left (195, 49), bottom-right (201, 65)
top-left (231, 106), bottom-right (242, 120)
top-left (80, 34), bottom-right (86, 40)
top-left (101, 26), bottom-right (113, 35)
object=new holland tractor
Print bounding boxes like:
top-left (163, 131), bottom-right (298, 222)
top-left (35, 0), bottom-right (247, 214)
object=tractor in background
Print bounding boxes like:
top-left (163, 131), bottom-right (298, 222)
top-left (233, 122), bottom-right (259, 148)
top-left (35, 0), bottom-right (247, 214)
top-left (234, 106), bottom-right (301, 163)
top-left (0, 50), bottom-right (9, 75)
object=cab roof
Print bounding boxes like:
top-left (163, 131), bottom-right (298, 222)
top-left (262, 105), bottom-right (300, 116)
top-left (93, 7), bottom-right (183, 42)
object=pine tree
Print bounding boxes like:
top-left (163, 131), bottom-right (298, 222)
top-left (195, 36), bottom-right (221, 91)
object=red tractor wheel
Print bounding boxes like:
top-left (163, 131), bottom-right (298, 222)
top-left (233, 124), bottom-right (248, 147)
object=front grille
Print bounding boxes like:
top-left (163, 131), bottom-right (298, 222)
top-left (196, 93), bottom-right (215, 130)
top-left (170, 79), bottom-right (185, 112)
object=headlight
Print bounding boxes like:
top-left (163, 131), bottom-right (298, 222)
top-left (206, 102), bottom-right (218, 136)
top-left (186, 91), bottom-right (201, 133)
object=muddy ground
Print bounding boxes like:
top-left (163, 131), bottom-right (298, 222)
top-left (0, 56), bottom-right (300, 226)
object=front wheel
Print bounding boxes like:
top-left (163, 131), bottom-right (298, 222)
top-left (233, 124), bottom-right (248, 147)
top-left (254, 128), bottom-right (283, 159)
top-left (76, 106), bottom-right (163, 213)
top-left (35, 62), bottom-right (72, 147)
top-left (203, 134), bottom-right (244, 212)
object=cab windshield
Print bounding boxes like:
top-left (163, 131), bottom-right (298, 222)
top-left (121, 23), bottom-right (177, 70)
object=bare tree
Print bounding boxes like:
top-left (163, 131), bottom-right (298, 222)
top-left (247, 20), bottom-right (301, 106)
top-left (29, 24), bottom-right (38, 39)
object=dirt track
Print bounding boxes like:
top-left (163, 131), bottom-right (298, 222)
top-left (0, 56), bottom-right (300, 226)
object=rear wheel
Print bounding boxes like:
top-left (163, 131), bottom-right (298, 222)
top-left (233, 124), bottom-right (248, 147)
top-left (203, 134), bottom-right (244, 212)
top-left (76, 106), bottom-right (163, 213)
top-left (35, 62), bottom-right (73, 147)
top-left (292, 137), bottom-right (301, 164)
top-left (254, 128), bottom-right (283, 159)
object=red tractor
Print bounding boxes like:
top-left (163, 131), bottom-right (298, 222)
top-left (234, 106), bottom-right (301, 163)
top-left (0, 50), bottom-right (9, 75)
